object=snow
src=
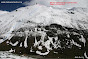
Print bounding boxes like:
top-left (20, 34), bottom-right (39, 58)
top-left (84, 52), bottom-right (88, 59)
top-left (72, 40), bottom-right (81, 47)
top-left (44, 40), bottom-right (52, 50)
top-left (34, 36), bottom-right (39, 47)
top-left (0, 51), bottom-right (36, 59)
top-left (38, 46), bottom-right (42, 50)
top-left (0, 5), bottom-right (88, 35)
top-left (9, 41), bottom-right (19, 46)
top-left (20, 42), bottom-right (22, 47)
top-left (79, 35), bottom-right (86, 47)
top-left (0, 4), bottom-right (88, 57)
top-left (30, 47), bottom-right (34, 52)
top-left (0, 39), bottom-right (4, 43)
top-left (0, 10), bottom-right (8, 15)
top-left (36, 50), bottom-right (50, 55)
top-left (24, 35), bottom-right (28, 48)
top-left (9, 48), bottom-right (15, 53)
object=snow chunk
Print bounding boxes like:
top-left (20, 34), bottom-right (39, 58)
top-left (9, 48), bottom-right (15, 53)
top-left (9, 41), bottom-right (19, 46)
top-left (38, 46), bottom-right (42, 50)
top-left (24, 36), bottom-right (28, 48)
top-left (79, 35), bottom-right (86, 46)
top-left (20, 42), bottom-right (22, 47)
top-left (84, 52), bottom-right (88, 59)
top-left (72, 40), bottom-right (81, 47)
top-left (36, 50), bottom-right (50, 55)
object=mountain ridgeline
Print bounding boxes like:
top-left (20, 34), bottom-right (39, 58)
top-left (0, 5), bottom-right (88, 59)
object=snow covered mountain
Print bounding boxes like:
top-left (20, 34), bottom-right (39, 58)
top-left (0, 4), bottom-right (88, 58)
top-left (0, 4), bottom-right (88, 34)
top-left (0, 10), bottom-right (8, 15)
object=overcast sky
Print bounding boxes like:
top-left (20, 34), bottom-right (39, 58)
top-left (23, 0), bottom-right (88, 8)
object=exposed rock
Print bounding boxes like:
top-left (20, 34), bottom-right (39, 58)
top-left (0, 23), bottom-right (88, 58)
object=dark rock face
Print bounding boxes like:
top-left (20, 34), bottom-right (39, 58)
top-left (0, 23), bottom-right (88, 58)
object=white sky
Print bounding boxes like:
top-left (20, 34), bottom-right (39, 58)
top-left (23, 0), bottom-right (88, 8)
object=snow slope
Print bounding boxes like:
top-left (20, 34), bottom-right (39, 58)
top-left (0, 10), bottom-right (8, 15)
top-left (0, 51), bottom-right (35, 59)
top-left (0, 4), bottom-right (88, 35)
top-left (0, 5), bottom-right (88, 58)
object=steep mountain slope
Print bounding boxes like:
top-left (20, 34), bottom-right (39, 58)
top-left (0, 4), bottom-right (88, 58)
top-left (0, 4), bottom-right (88, 34)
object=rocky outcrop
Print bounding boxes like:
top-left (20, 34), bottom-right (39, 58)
top-left (0, 23), bottom-right (88, 58)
